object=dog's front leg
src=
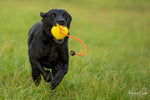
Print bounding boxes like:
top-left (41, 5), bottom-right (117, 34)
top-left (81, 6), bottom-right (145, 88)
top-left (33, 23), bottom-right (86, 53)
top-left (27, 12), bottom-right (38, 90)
top-left (29, 58), bottom-right (41, 85)
top-left (51, 63), bottom-right (68, 90)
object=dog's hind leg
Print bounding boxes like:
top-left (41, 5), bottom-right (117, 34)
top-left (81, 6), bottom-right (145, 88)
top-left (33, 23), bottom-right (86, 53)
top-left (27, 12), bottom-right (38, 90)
top-left (30, 57), bottom-right (52, 82)
top-left (34, 61), bottom-right (52, 82)
top-left (30, 58), bottom-right (53, 85)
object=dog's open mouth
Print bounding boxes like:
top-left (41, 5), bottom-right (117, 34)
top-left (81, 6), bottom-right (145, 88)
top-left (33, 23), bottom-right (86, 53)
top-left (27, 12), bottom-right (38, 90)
top-left (54, 38), bottom-right (64, 44)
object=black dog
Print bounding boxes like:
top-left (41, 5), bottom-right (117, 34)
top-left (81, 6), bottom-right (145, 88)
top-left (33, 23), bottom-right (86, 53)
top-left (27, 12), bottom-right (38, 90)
top-left (28, 9), bottom-right (72, 90)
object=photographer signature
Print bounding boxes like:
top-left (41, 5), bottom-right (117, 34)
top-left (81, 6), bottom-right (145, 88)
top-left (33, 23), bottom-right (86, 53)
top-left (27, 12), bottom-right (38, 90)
top-left (128, 88), bottom-right (148, 96)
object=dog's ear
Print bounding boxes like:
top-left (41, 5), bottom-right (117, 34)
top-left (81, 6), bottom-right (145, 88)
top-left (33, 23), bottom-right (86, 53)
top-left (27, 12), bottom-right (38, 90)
top-left (40, 12), bottom-right (47, 18)
top-left (40, 12), bottom-right (53, 29)
top-left (67, 14), bottom-right (72, 29)
top-left (40, 12), bottom-right (49, 23)
top-left (68, 14), bottom-right (72, 22)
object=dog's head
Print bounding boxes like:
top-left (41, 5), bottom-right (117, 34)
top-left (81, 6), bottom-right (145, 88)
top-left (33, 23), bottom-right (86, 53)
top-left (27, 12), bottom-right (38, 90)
top-left (40, 9), bottom-right (72, 28)
top-left (40, 9), bottom-right (72, 43)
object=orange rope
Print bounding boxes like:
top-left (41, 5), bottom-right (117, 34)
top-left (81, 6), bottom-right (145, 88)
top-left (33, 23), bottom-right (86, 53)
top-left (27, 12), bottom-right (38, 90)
top-left (59, 26), bottom-right (86, 56)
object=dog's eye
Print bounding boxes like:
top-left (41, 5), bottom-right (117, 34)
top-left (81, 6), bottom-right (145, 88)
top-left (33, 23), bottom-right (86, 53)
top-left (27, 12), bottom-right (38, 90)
top-left (63, 13), bottom-right (68, 18)
top-left (51, 13), bottom-right (56, 17)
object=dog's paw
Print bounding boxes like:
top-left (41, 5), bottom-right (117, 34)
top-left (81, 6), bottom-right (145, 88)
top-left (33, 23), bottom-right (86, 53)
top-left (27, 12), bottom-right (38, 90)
top-left (43, 70), bottom-right (52, 82)
top-left (34, 76), bottom-right (41, 86)
top-left (50, 80), bottom-right (59, 90)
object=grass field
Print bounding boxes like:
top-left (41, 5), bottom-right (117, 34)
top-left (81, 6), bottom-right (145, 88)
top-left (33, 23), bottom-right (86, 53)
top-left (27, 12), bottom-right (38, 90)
top-left (0, 0), bottom-right (150, 99)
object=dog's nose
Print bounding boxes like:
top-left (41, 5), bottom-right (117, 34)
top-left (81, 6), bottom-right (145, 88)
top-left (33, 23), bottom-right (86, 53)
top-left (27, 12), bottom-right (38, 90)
top-left (57, 19), bottom-right (65, 25)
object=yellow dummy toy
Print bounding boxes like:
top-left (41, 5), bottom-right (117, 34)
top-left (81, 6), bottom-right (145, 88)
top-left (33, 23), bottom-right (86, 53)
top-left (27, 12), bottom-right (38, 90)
top-left (51, 23), bottom-right (68, 40)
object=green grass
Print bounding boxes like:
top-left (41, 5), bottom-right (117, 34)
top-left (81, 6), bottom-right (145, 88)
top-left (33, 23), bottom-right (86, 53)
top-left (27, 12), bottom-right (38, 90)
top-left (0, 0), bottom-right (150, 99)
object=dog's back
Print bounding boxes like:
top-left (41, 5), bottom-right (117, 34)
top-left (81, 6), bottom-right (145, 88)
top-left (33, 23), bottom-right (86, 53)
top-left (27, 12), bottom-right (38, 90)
top-left (28, 22), bottom-right (42, 47)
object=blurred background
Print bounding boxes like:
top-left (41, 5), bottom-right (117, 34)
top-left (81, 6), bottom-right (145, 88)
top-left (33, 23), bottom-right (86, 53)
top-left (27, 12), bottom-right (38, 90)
top-left (0, 0), bottom-right (150, 99)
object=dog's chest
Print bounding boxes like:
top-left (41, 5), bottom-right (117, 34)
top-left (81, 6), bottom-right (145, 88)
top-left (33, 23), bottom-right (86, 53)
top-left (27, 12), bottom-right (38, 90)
top-left (40, 44), bottom-right (59, 67)
top-left (47, 46), bottom-right (58, 58)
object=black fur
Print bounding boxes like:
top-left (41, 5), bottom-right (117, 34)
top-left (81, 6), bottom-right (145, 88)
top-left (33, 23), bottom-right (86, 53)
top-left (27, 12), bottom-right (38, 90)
top-left (28, 9), bottom-right (72, 90)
